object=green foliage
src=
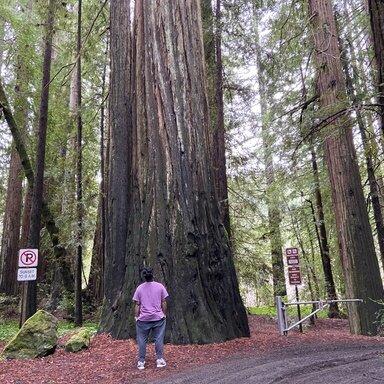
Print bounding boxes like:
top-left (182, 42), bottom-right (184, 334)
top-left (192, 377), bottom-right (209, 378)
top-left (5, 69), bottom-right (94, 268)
top-left (248, 305), bottom-right (328, 319)
top-left (0, 319), bottom-right (19, 342)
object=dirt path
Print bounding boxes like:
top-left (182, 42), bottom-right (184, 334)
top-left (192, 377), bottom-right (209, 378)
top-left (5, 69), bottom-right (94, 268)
top-left (1, 316), bottom-right (383, 383)
top-left (149, 342), bottom-right (384, 384)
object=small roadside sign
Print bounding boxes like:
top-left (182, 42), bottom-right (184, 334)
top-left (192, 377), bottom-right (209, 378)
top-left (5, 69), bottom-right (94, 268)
top-left (17, 268), bottom-right (37, 281)
top-left (288, 266), bottom-right (302, 285)
top-left (18, 249), bottom-right (38, 268)
top-left (287, 255), bottom-right (299, 265)
top-left (286, 248), bottom-right (299, 266)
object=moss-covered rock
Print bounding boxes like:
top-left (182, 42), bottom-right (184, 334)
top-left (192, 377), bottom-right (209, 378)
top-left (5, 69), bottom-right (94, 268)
top-left (1, 310), bottom-right (58, 360)
top-left (65, 328), bottom-right (92, 353)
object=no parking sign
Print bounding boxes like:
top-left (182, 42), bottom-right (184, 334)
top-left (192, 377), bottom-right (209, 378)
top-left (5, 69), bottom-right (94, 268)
top-left (18, 249), bottom-right (38, 268)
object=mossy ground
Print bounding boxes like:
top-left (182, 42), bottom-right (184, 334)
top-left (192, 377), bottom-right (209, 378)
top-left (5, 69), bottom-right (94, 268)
top-left (0, 318), bottom-right (98, 343)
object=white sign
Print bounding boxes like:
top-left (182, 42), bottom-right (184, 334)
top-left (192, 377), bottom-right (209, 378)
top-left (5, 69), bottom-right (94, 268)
top-left (18, 249), bottom-right (38, 268)
top-left (17, 268), bottom-right (37, 281)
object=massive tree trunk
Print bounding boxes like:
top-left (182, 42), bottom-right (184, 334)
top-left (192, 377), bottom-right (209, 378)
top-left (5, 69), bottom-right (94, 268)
top-left (100, 0), bottom-right (249, 344)
top-left (308, 0), bottom-right (384, 335)
top-left (338, 17), bottom-right (384, 270)
top-left (367, 0), bottom-right (384, 136)
top-left (22, 0), bottom-right (56, 323)
top-left (99, 0), bottom-right (131, 334)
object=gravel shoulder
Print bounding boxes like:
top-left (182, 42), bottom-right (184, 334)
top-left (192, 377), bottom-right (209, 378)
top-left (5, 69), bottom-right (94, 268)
top-left (150, 342), bottom-right (384, 384)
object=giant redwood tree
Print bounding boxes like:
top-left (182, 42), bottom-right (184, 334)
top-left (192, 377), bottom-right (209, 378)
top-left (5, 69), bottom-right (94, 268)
top-left (100, 0), bottom-right (249, 343)
top-left (367, 0), bottom-right (384, 135)
top-left (308, 0), bottom-right (384, 335)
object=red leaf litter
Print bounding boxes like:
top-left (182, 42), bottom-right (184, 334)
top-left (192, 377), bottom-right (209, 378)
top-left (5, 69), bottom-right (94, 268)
top-left (0, 316), bottom-right (383, 384)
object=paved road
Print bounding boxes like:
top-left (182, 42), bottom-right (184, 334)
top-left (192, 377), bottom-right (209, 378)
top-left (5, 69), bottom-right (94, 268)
top-left (151, 343), bottom-right (384, 384)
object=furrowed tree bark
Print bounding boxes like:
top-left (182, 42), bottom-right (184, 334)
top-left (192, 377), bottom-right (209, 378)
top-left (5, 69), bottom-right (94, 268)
top-left (308, 0), bottom-right (384, 335)
top-left (367, 0), bottom-right (384, 136)
top-left (99, 0), bottom-right (131, 331)
top-left (338, 15), bottom-right (384, 270)
top-left (100, 0), bottom-right (249, 343)
top-left (22, 0), bottom-right (56, 323)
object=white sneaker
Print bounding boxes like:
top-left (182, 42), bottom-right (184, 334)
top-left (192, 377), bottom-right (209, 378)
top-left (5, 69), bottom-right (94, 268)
top-left (137, 361), bottom-right (145, 370)
top-left (156, 358), bottom-right (166, 368)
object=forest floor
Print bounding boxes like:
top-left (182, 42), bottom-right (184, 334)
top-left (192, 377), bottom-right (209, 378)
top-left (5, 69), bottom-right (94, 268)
top-left (0, 315), bottom-right (383, 384)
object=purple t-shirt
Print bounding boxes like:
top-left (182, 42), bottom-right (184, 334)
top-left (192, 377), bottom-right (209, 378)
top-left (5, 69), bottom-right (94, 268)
top-left (133, 282), bottom-right (169, 322)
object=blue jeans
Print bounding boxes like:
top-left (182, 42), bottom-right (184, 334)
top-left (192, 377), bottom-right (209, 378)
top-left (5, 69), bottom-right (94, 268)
top-left (136, 318), bottom-right (166, 362)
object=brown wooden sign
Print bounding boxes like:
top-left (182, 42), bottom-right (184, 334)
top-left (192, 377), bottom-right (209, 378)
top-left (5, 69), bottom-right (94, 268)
top-left (288, 266), bottom-right (302, 285)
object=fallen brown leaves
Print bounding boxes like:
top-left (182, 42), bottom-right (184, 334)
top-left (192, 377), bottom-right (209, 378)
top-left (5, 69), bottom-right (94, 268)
top-left (0, 316), bottom-right (382, 384)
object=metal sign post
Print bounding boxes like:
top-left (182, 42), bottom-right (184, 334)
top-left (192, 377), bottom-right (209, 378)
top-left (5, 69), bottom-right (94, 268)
top-left (18, 249), bottom-right (38, 326)
top-left (286, 247), bottom-right (303, 332)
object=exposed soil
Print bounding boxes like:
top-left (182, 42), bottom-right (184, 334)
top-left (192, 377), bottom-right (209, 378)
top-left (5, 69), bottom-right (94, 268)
top-left (0, 316), bottom-right (383, 384)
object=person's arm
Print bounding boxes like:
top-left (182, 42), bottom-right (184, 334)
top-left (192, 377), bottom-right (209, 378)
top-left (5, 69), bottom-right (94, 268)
top-left (134, 301), bottom-right (140, 321)
top-left (161, 299), bottom-right (167, 317)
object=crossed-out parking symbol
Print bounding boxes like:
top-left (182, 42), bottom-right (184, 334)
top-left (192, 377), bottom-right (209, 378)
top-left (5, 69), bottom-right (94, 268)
top-left (20, 250), bottom-right (37, 266)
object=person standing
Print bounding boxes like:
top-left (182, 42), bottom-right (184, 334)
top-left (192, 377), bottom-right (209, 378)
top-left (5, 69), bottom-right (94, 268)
top-left (133, 267), bottom-right (169, 370)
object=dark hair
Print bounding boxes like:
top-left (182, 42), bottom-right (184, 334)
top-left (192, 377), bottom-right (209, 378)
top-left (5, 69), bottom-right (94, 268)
top-left (142, 267), bottom-right (153, 282)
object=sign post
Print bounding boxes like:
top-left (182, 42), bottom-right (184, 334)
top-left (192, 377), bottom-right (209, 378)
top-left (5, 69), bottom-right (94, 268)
top-left (18, 249), bottom-right (38, 326)
top-left (285, 247), bottom-right (303, 333)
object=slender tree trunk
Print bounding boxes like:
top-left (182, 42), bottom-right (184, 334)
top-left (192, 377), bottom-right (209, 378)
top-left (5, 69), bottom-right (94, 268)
top-left (0, 34), bottom-right (29, 297)
top-left (201, 0), bottom-right (231, 236)
top-left (88, 41), bottom-right (108, 305)
top-left (22, 0), bottom-right (56, 323)
top-left (310, 146), bottom-right (340, 317)
top-left (256, 23), bottom-right (286, 297)
top-left (367, 0), bottom-right (384, 136)
top-left (308, 0), bottom-right (384, 335)
top-left (213, 0), bottom-right (231, 236)
top-left (100, 0), bottom-right (249, 343)
top-left (74, 0), bottom-right (83, 326)
top-left (20, 186), bottom-right (33, 247)
top-left (0, 148), bottom-right (22, 295)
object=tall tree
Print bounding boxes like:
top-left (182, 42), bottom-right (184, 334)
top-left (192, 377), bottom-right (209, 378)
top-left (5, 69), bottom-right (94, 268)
top-left (310, 145), bottom-right (340, 317)
top-left (100, 0), bottom-right (249, 343)
top-left (21, 0), bottom-right (56, 323)
top-left (87, 39), bottom-right (108, 305)
top-left (338, 7), bottom-right (384, 270)
top-left (308, 0), bottom-right (384, 335)
top-left (367, 0), bottom-right (384, 136)
top-left (74, 0), bottom-right (83, 326)
top-left (256, 42), bottom-right (286, 298)
top-left (201, 0), bottom-right (231, 236)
